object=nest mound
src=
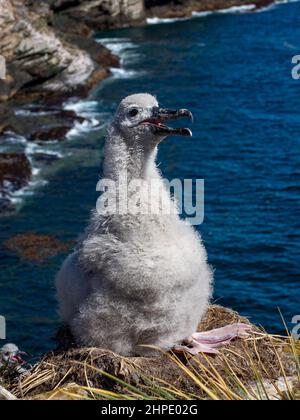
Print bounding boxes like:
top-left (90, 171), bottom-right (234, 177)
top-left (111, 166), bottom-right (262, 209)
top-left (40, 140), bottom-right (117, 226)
top-left (10, 305), bottom-right (296, 400)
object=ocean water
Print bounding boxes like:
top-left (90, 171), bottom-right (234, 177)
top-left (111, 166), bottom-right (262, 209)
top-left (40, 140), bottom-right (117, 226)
top-left (0, 1), bottom-right (299, 355)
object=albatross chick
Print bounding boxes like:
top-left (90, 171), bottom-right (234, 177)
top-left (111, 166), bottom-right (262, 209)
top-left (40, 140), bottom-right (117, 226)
top-left (56, 93), bottom-right (251, 356)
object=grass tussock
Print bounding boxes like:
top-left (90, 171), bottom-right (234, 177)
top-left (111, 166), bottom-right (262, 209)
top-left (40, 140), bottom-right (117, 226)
top-left (4, 305), bottom-right (300, 400)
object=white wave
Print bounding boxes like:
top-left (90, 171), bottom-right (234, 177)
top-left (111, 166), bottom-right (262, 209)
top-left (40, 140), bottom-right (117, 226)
top-left (147, 16), bottom-right (189, 24)
top-left (95, 36), bottom-right (145, 84)
top-left (1, 170), bottom-right (48, 206)
top-left (25, 142), bottom-right (63, 179)
top-left (275, 0), bottom-right (300, 4)
top-left (64, 100), bottom-right (98, 115)
top-left (146, 0), bottom-right (300, 25)
top-left (32, 167), bottom-right (40, 176)
top-left (10, 179), bottom-right (49, 205)
top-left (267, 0), bottom-right (300, 11)
top-left (96, 38), bottom-right (136, 52)
top-left (2, 132), bottom-right (27, 145)
top-left (66, 118), bottom-right (103, 139)
top-left (25, 144), bottom-right (43, 179)
top-left (63, 99), bottom-right (108, 138)
top-left (217, 4), bottom-right (256, 13)
top-left (25, 142), bottom-right (38, 155)
top-left (96, 38), bottom-right (137, 66)
top-left (14, 109), bottom-right (53, 117)
top-left (191, 11), bottom-right (213, 18)
top-left (252, 0), bottom-right (300, 15)
top-left (25, 143), bottom-right (64, 161)
top-left (64, 99), bottom-right (102, 120)
top-left (96, 37), bottom-right (140, 72)
top-left (110, 67), bottom-right (142, 79)
top-left (96, 38), bottom-right (137, 56)
top-left (147, 5), bottom-right (255, 25)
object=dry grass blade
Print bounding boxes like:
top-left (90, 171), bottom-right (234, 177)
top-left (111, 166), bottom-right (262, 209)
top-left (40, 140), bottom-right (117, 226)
top-left (3, 306), bottom-right (298, 400)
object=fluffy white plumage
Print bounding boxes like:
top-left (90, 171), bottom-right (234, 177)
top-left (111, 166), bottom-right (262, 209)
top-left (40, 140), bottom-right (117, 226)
top-left (0, 343), bottom-right (27, 374)
top-left (56, 93), bottom-right (213, 356)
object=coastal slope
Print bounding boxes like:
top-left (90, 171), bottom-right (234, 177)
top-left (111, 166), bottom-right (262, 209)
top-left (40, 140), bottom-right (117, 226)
top-left (0, 0), bottom-right (279, 211)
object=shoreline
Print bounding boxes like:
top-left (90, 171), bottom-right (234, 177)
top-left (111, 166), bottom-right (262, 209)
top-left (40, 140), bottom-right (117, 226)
top-left (145, 0), bottom-right (275, 20)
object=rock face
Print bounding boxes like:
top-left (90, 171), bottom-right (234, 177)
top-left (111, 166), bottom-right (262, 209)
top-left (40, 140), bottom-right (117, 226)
top-left (0, 0), bottom-right (277, 103)
top-left (0, 0), bottom-right (123, 104)
top-left (5, 108), bottom-right (87, 142)
top-left (0, 105), bottom-right (14, 135)
top-left (145, 0), bottom-right (274, 19)
top-left (0, 153), bottom-right (31, 197)
top-left (0, 0), bottom-right (275, 104)
top-left (0, 1), bottom-right (93, 102)
top-left (0, 0), bottom-right (276, 214)
top-left (0, 1), bottom-right (122, 212)
top-left (52, 0), bottom-right (146, 30)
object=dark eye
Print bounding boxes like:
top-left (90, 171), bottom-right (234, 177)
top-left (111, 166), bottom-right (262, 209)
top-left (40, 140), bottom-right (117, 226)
top-left (129, 109), bottom-right (139, 117)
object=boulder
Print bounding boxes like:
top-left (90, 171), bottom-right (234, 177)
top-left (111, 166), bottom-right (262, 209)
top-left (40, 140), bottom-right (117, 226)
top-left (53, 0), bottom-right (146, 30)
top-left (0, 152), bottom-right (31, 196)
top-left (29, 126), bottom-right (71, 142)
top-left (0, 197), bottom-right (15, 212)
top-left (0, 0), bottom-right (119, 103)
top-left (0, 105), bottom-right (14, 134)
top-left (5, 108), bottom-right (87, 141)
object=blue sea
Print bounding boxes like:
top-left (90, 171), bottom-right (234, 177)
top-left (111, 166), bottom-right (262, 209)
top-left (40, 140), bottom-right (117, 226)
top-left (0, 1), bottom-right (299, 355)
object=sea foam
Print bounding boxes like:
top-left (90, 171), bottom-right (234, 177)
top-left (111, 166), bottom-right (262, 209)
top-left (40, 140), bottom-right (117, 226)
top-left (147, 4), bottom-right (255, 25)
top-left (96, 37), bottom-right (142, 79)
top-left (147, 1), bottom-right (298, 24)
top-left (63, 99), bottom-right (105, 138)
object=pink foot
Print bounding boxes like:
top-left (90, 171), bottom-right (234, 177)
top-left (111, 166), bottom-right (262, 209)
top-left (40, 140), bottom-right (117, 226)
top-left (173, 323), bottom-right (252, 355)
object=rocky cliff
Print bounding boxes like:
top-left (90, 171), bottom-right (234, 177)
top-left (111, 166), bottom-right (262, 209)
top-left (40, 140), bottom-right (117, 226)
top-left (0, 0), bottom-right (124, 103)
top-left (0, 0), bottom-right (274, 105)
top-left (0, 0), bottom-right (277, 213)
top-left (0, 0), bottom-right (132, 210)
top-left (145, 0), bottom-right (274, 19)
top-left (51, 0), bottom-right (145, 30)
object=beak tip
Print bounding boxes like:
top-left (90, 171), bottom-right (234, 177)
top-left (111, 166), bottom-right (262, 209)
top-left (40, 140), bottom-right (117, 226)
top-left (182, 128), bottom-right (193, 137)
top-left (181, 109), bottom-right (194, 123)
top-left (189, 112), bottom-right (194, 124)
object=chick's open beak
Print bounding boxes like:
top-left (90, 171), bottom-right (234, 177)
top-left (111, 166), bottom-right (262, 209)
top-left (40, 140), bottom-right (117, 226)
top-left (11, 355), bottom-right (22, 363)
top-left (140, 107), bottom-right (193, 137)
top-left (11, 352), bottom-right (26, 364)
